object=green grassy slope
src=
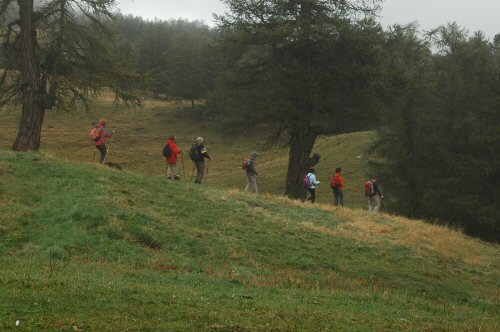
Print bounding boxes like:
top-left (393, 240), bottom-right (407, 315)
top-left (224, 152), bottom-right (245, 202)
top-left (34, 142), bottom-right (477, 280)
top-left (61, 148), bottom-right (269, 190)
top-left (0, 151), bottom-right (498, 330)
top-left (0, 99), bottom-right (375, 208)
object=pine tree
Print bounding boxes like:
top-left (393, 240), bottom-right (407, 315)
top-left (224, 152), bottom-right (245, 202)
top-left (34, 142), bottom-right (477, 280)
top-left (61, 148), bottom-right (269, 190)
top-left (374, 23), bottom-right (500, 242)
top-left (215, 0), bottom-right (384, 198)
top-left (0, 0), bottom-right (140, 151)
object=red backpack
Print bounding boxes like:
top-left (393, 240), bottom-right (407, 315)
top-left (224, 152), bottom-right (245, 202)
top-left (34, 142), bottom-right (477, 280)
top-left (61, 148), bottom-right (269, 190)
top-left (330, 175), bottom-right (340, 189)
top-left (242, 159), bottom-right (250, 170)
top-left (365, 180), bottom-right (375, 196)
top-left (90, 126), bottom-right (100, 142)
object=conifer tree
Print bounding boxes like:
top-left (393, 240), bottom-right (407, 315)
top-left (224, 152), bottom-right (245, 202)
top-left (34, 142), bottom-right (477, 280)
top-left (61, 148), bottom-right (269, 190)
top-left (374, 23), bottom-right (500, 242)
top-left (0, 0), bottom-right (139, 151)
top-left (215, 0), bottom-right (384, 198)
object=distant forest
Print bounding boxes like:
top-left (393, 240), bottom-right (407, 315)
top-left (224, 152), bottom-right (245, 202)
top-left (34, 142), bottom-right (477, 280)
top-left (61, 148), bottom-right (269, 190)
top-left (1, 1), bottom-right (498, 242)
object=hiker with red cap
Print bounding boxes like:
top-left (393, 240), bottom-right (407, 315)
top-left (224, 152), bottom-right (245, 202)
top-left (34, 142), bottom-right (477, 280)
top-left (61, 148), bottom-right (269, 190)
top-left (162, 135), bottom-right (182, 180)
top-left (90, 118), bottom-right (115, 163)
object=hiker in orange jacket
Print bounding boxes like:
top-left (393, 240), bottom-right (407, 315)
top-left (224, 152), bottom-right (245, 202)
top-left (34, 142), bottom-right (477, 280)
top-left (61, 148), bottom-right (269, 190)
top-left (164, 135), bottom-right (182, 180)
top-left (331, 167), bottom-right (344, 207)
top-left (92, 118), bottom-right (115, 163)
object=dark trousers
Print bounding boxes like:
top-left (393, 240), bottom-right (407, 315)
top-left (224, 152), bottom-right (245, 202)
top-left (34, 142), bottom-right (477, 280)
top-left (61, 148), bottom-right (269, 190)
top-left (95, 144), bottom-right (107, 163)
top-left (194, 160), bottom-right (205, 183)
top-left (307, 188), bottom-right (316, 203)
top-left (333, 188), bottom-right (344, 207)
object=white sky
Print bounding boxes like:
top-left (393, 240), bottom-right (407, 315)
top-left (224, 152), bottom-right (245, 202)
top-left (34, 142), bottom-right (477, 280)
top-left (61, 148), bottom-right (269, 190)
top-left (116, 0), bottom-right (499, 39)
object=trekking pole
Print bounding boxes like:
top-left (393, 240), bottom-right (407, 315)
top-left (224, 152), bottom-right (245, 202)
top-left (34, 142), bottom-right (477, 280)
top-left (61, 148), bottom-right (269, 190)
top-left (181, 153), bottom-right (186, 178)
top-left (92, 151), bottom-right (96, 163)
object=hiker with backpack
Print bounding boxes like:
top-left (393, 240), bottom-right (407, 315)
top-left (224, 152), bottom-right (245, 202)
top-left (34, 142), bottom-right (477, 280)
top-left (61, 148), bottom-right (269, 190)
top-left (163, 135), bottom-right (182, 180)
top-left (189, 137), bottom-right (211, 184)
top-left (366, 176), bottom-right (384, 212)
top-left (330, 167), bottom-right (344, 207)
top-left (90, 118), bottom-right (115, 164)
top-left (304, 168), bottom-right (320, 203)
top-left (243, 151), bottom-right (259, 194)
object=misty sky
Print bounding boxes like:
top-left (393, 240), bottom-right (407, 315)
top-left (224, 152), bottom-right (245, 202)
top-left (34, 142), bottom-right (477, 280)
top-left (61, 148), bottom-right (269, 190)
top-left (116, 0), bottom-right (499, 39)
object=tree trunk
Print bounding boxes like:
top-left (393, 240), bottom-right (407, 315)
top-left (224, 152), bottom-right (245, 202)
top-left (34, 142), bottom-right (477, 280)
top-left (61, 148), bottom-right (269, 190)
top-left (285, 124), bottom-right (317, 199)
top-left (12, 0), bottom-right (45, 151)
top-left (191, 99), bottom-right (195, 110)
top-left (283, 1), bottom-right (317, 199)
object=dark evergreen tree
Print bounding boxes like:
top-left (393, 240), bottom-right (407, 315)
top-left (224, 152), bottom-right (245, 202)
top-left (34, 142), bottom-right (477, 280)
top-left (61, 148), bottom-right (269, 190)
top-left (372, 24), bottom-right (436, 217)
top-left (214, 0), bottom-right (385, 199)
top-left (165, 21), bottom-right (216, 109)
top-left (0, 0), bottom-right (140, 151)
top-left (374, 23), bottom-right (500, 242)
top-left (116, 18), bottom-right (217, 103)
top-left (431, 25), bottom-right (500, 240)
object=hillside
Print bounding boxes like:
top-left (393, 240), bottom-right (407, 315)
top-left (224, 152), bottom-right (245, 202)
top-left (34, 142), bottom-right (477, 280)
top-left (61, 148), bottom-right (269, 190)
top-left (0, 99), bottom-right (375, 208)
top-left (0, 151), bottom-right (498, 330)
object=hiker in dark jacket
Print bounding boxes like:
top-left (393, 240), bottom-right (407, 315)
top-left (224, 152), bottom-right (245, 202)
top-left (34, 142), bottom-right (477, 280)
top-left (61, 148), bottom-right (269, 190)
top-left (244, 151), bottom-right (259, 194)
top-left (191, 137), bottom-right (211, 184)
top-left (92, 118), bottom-right (115, 163)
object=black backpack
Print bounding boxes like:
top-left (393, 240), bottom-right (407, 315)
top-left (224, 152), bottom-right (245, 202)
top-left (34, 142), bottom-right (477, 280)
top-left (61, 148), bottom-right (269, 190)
top-left (189, 144), bottom-right (201, 161)
top-left (162, 143), bottom-right (172, 158)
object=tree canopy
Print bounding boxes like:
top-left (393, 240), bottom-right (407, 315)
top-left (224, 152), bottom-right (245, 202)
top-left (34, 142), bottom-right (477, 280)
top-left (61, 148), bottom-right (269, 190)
top-left (373, 24), bottom-right (500, 242)
top-left (214, 0), bottom-right (385, 198)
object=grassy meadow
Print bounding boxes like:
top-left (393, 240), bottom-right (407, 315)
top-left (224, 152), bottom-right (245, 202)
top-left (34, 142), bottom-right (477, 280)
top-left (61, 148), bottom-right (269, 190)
top-left (0, 150), bottom-right (499, 330)
top-left (1, 99), bottom-right (499, 330)
top-left (0, 98), bottom-right (375, 208)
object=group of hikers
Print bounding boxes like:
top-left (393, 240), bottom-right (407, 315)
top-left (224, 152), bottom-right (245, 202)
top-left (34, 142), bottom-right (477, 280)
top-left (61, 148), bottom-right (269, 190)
top-left (162, 135), bottom-right (211, 184)
top-left (302, 167), bottom-right (383, 212)
top-left (90, 118), bottom-right (383, 211)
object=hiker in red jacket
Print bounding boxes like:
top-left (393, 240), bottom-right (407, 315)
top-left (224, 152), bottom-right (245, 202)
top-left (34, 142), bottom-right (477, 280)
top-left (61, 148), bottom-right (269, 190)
top-left (91, 118), bottom-right (115, 163)
top-left (164, 135), bottom-right (182, 180)
top-left (330, 167), bottom-right (345, 207)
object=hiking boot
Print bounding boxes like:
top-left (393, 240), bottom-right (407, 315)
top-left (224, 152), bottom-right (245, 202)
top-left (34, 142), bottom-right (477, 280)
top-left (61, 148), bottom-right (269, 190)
top-left (167, 176), bottom-right (172, 179)
top-left (174, 176), bottom-right (181, 180)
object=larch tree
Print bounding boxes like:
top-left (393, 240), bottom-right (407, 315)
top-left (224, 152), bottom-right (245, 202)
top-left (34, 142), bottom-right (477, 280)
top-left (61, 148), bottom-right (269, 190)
top-left (374, 24), bottom-right (500, 242)
top-left (0, 0), bottom-right (139, 151)
top-left (214, 0), bottom-right (385, 199)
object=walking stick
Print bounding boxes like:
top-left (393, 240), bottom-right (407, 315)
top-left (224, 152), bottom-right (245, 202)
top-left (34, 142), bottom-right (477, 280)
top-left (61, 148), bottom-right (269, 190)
top-left (181, 153), bottom-right (186, 178)
top-left (92, 151), bottom-right (96, 162)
